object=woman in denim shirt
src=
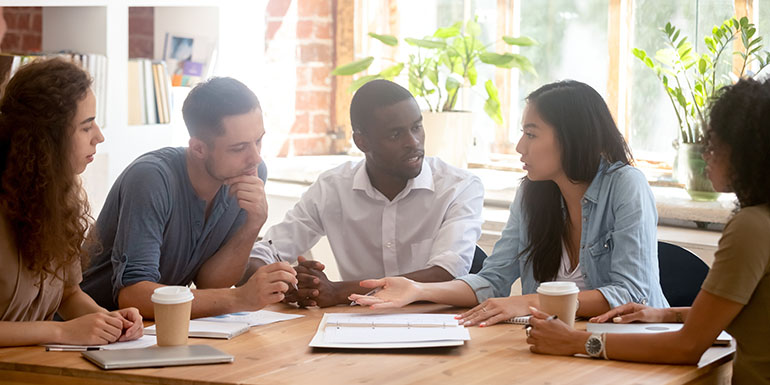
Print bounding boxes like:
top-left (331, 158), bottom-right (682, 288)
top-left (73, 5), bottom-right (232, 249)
top-left (350, 80), bottom-right (668, 325)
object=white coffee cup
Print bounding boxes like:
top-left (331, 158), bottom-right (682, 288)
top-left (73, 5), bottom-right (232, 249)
top-left (536, 281), bottom-right (580, 328)
top-left (151, 286), bottom-right (194, 346)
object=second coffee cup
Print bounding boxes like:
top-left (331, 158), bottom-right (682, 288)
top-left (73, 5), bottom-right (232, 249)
top-left (151, 286), bottom-right (194, 346)
top-left (536, 281), bottom-right (579, 328)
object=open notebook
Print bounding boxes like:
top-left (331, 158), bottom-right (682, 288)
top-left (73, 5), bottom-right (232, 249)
top-left (309, 313), bottom-right (470, 349)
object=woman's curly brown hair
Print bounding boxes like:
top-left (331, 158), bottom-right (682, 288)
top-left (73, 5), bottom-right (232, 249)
top-left (0, 58), bottom-right (93, 278)
top-left (707, 77), bottom-right (770, 208)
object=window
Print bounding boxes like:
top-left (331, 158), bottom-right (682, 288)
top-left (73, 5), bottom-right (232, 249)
top-left (351, 0), bottom-right (755, 172)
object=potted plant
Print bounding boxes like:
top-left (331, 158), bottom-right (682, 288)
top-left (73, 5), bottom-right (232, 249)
top-left (633, 16), bottom-right (769, 200)
top-left (332, 18), bottom-right (537, 168)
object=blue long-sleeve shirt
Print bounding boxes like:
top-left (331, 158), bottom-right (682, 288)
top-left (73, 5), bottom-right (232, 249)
top-left (458, 159), bottom-right (669, 309)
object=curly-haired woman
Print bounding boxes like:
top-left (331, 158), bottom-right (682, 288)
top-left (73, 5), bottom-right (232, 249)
top-left (527, 77), bottom-right (770, 384)
top-left (0, 59), bottom-right (143, 346)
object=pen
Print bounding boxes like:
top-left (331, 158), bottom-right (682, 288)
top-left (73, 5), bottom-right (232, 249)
top-left (269, 240), bottom-right (299, 292)
top-left (46, 346), bottom-right (102, 352)
top-left (349, 288), bottom-right (381, 306)
top-left (523, 315), bottom-right (557, 336)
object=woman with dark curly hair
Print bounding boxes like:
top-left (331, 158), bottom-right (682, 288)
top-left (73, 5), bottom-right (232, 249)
top-left (0, 58), bottom-right (143, 346)
top-left (527, 77), bottom-right (770, 384)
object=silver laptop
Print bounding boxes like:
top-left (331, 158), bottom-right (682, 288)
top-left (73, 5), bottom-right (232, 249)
top-left (586, 323), bottom-right (732, 346)
top-left (82, 344), bottom-right (234, 370)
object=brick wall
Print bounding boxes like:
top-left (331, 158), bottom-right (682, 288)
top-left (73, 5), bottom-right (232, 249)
top-left (1, 7), bottom-right (42, 53)
top-left (267, 0), bottom-right (337, 156)
top-left (128, 7), bottom-right (154, 59)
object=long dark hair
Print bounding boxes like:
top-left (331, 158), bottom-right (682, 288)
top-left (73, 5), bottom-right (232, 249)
top-left (0, 58), bottom-right (93, 279)
top-left (707, 77), bottom-right (770, 208)
top-left (519, 80), bottom-right (633, 282)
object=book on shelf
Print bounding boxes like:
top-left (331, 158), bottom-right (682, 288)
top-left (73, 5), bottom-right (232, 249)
top-left (0, 52), bottom-right (107, 128)
top-left (127, 58), bottom-right (172, 125)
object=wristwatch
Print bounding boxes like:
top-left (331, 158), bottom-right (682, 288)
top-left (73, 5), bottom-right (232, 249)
top-left (585, 333), bottom-right (605, 358)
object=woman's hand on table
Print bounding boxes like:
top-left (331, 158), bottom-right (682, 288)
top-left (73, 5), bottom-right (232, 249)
top-left (526, 306), bottom-right (588, 356)
top-left (348, 277), bottom-right (421, 309)
top-left (456, 295), bottom-right (533, 327)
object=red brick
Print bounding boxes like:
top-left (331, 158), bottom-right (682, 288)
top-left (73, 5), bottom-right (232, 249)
top-left (16, 12), bottom-right (29, 30)
top-left (296, 66), bottom-right (310, 84)
top-left (299, 43), bottom-right (332, 63)
top-left (4, 11), bottom-right (17, 30)
top-left (295, 90), bottom-right (331, 110)
top-left (290, 112), bottom-right (310, 134)
top-left (297, 20), bottom-right (313, 39)
top-left (31, 13), bottom-right (41, 31)
top-left (298, 0), bottom-right (331, 18)
top-left (291, 136), bottom-right (331, 155)
top-left (265, 20), bottom-right (283, 42)
top-left (311, 66), bottom-right (331, 86)
top-left (266, 0), bottom-right (292, 18)
top-left (1, 32), bottom-right (20, 51)
top-left (21, 33), bottom-right (41, 52)
top-left (311, 113), bottom-right (330, 134)
top-left (315, 20), bottom-right (333, 39)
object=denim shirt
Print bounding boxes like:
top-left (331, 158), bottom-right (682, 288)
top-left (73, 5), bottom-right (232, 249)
top-left (457, 159), bottom-right (669, 309)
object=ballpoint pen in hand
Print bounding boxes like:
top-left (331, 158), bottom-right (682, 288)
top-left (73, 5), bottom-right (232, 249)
top-left (268, 240), bottom-right (299, 292)
top-left (349, 287), bottom-right (381, 306)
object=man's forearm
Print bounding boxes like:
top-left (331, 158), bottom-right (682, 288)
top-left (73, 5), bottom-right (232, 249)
top-left (119, 281), bottom-right (245, 319)
top-left (195, 224), bottom-right (261, 289)
top-left (401, 265), bottom-right (454, 283)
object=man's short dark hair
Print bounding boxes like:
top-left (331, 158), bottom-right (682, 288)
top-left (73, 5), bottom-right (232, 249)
top-left (182, 77), bottom-right (261, 140)
top-left (350, 79), bottom-right (414, 134)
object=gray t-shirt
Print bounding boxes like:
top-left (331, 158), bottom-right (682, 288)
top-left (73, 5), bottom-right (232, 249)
top-left (81, 147), bottom-right (266, 310)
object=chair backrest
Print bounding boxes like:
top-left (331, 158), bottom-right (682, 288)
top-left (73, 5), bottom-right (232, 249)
top-left (470, 245), bottom-right (488, 274)
top-left (657, 241), bottom-right (710, 307)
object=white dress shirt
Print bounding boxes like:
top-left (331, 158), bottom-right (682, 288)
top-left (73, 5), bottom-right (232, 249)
top-left (250, 157), bottom-right (484, 280)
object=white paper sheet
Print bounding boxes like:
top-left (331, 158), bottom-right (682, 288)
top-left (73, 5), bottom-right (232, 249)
top-left (195, 310), bottom-right (304, 326)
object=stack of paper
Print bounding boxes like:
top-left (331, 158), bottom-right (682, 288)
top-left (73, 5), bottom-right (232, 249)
top-left (309, 313), bottom-right (470, 349)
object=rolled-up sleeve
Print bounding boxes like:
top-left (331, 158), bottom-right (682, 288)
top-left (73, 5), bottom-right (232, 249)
top-left (457, 188), bottom-right (524, 303)
top-left (597, 169), bottom-right (663, 308)
top-left (425, 175), bottom-right (484, 277)
top-left (250, 180), bottom-right (326, 265)
top-left (109, 163), bottom-right (171, 302)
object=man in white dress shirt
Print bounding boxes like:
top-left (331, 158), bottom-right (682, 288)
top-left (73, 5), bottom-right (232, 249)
top-left (248, 79), bottom-right (484, 307)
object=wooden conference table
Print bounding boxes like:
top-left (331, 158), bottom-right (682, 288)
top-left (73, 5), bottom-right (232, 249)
top-left (0, 304), bottom-right (734, 385)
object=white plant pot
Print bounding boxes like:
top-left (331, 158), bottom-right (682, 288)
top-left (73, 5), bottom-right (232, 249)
top-left (422, 111), bottom-right (474, 169)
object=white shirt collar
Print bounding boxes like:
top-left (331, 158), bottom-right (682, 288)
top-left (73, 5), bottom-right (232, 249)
top-left (352, 159), bottom-right (434, 201)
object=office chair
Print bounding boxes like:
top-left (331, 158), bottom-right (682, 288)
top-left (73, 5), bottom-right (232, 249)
top-left (470, 245), bottom-right (488, 274)
top-left (657, 241), bottom-right (710, 307)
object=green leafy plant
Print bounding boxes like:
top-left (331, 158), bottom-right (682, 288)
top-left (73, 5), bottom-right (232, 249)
top-left (633, 16), bottom-right (770, 144)
top-left (331, 18), bottom-right (537, 125)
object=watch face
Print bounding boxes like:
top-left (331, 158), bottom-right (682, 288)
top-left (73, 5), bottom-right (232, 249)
top-left (587, 336), bottom-right (602, 355)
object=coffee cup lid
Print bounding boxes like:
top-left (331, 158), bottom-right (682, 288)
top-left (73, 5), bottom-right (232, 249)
top-left (536, 281), bottom-right (579, 296)
top-left (151, 286), bottom-right (194, 305)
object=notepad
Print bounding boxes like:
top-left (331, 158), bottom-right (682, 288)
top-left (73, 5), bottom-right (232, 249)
top-left (195, 310), bottom-right (304, 326)
top-left (585, 323), bottom-right (732, 346)
top-left (44, 335), bottom-right (158, 352)
top-left (309, 313), bottom-right (470, 349)
top-left (504, 315), bottom-right (532, 325)
top-left (145, 320), bottom-right (249, 340)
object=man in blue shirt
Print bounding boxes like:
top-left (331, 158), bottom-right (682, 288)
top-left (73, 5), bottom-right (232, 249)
top-left (81, 77), bottom-right (297, 318)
